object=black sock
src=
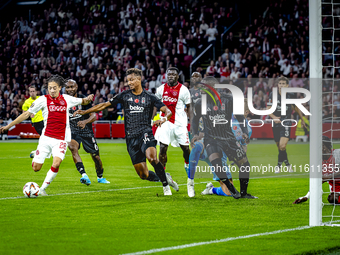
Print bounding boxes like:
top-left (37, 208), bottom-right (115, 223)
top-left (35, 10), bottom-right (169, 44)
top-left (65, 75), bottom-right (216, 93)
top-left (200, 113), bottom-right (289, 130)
top-left (146, 171), bottom-right (160, 182)
top-left (239, 161), bottom-right (250, 195)
top-left (153, 162), bottom-right (168, 186)
top-left (210, 158), bottom-right (238, 195)
top-left (282, 150), bottom-right (289, 165)
top-left (278, 150), bottom-right (285, 166)
top-left (76, 162), bottom-right (86, 175)
top-left (96, 168), bottom-right (103, 178)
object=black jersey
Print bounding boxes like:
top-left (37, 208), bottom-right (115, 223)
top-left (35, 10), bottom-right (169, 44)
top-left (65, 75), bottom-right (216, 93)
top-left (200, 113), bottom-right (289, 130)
top-left (190, 87), bottom-right (201, 105)
top-left (268, 92), bottom-right (295, 123)
top-left (192, 93), bottom-right (248, 140)
top-left (110, 89), bottom-right (165, 138)
top-left (69, 94), bottom-right (94, 137)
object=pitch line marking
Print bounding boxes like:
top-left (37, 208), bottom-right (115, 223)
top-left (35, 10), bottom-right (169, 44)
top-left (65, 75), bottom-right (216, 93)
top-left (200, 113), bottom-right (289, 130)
top-left (0, 174), bottom-right (307, 201)
top-left (120, 226), bottom-right (313, 255)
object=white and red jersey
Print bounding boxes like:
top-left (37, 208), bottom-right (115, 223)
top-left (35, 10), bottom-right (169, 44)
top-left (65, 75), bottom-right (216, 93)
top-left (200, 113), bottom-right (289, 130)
top-left (28, 94), bottom-right (83, 142)
top-left (323, 149), bottom-right (340, 192)
top-left (156, 82), bottom-right (191, 127)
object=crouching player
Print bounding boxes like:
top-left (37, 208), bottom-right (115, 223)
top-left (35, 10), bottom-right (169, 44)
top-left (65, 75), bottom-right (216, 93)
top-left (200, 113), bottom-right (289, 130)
top-left (0, 75), bottom-right (93, 195)
top-left (293, 136), bottom-right (340, 204)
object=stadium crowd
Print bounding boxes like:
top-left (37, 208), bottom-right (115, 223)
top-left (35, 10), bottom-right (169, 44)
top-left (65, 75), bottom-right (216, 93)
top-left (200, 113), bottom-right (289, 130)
top-left (0, 0), bottom-right (335, 124)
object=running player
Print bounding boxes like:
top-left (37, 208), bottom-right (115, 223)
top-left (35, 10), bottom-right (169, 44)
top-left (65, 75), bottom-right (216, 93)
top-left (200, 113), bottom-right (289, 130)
top-left (73, 68), bottom-right (178, 196)
top-left (0, 75), bottom-right (94, 196)
top-left (65, 80), bottom-right (110, 185)
top-left (155, 67), bottom-right (191, 195)
top-left (267, 76), bottom-right (306, 173)
top-left (293, 136), bottom-right (340, 204)
top-left (191, 76), bottom-right (257, 199)
top-left (22, 85), bottom-right (44, 158)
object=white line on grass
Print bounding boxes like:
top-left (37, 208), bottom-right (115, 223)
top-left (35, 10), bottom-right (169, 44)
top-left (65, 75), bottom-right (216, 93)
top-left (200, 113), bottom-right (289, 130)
top-left (0, 174), bottom-right (307, 201)
top-left (120, 226), bottom-right (313, 255)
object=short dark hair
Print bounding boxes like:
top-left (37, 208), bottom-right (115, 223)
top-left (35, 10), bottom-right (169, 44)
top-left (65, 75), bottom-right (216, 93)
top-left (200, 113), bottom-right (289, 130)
top-left (201, 76), bottom-right (219, 87)
top-left (47, 74), bottom-right (67, 87)
top-left (167, 67), bottom-right (179, 74)
top-left (278, 76), bottom-right (289, 85)
top-left (29, 85), bottom-right (36, 90)
top-left (126, 68), bottom-right (142, 77)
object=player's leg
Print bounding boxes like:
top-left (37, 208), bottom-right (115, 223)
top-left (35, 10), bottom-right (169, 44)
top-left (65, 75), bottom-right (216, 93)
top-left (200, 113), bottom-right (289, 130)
top-left (68, 135), bottom-right (91, 185)
top-left (272, 125), bottom-right (282, 173)
top-left (159, 142), bottom-right (169, 169)
top-left (206, 141), bottom-right (240, 199)
top-left (176, 126), bottom-right (191, 172)
top-left (83, 136), bottom-right (110, 183)
top-left (39, 139), bottom-right (67, 195)
top-left (30, 121), bottom-right (44, 158)
top-left (186, 141), bottom-right (204, 197)
top-left (155, 122), bottom-right (172, 169)
top-left (278, 135), bottom-right (293, 172)
top-left (328, 192), bottom-right (340, 204)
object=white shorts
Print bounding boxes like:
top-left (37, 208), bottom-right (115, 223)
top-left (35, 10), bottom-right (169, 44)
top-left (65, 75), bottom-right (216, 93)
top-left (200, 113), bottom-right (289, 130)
top-left (155, 121), bottom-right (189, 147)
top-left (33, 135), bottom-right (68, 164)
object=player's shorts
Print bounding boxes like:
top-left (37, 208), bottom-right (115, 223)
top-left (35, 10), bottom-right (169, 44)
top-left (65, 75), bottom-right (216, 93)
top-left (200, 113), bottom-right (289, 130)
top-left (33, 135), bottom-right (67, 164)
top-left (272, 123), bottom-right (291, 143)
top-left (71, 133), bottom-right (99, 155)
top-left (204, 136), bottom-right (246, 163)
top-left (126, 131), bottom-right (157, 165)
top-left (32, 121), bottom-right (44, 136)
top-left (155, 121), bottom-right (189, 147)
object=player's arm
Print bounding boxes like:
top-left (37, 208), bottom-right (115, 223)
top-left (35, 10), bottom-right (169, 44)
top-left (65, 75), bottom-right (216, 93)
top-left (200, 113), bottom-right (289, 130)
top-left (0, 111), bottom-right (31, 133)
top-left (74, 101), bottom-right (111, 116)
top-left (293, 105), bottom-right (307, 129)
top-left (81, 94), bottom-right (94, 105)
top-left (153, 105), bottom-right (172, 127)
top-left (234, 114), bottom-right (250, 144)
top-left (191, 101), bottom-right (201, 144)
top-left (266, 105), bottom-right (281, 123)
top-left (186, 103), bottom-right (191, 122)
top-left (77, 112), bottom-right (96, 129)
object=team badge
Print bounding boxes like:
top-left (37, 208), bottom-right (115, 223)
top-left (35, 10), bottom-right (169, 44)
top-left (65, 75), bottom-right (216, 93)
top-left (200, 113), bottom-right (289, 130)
top-left (172, 91), bottom-right (178, 96)
top-left (92, 137), bottom-right (95, 143)
top-left (213, 106), bottom-right (218, 111)
top-left (142, 97), bottom-right (145, 104)
top-left (195, 93), bottom-right (198, 96)
top-left (135, 99), bottom-right (139, 103)
top-left (221, 103), bottom-right (225, 110)
top-left (60, 100), bottom-right (65, 105)
top-left (233, 126), bottom-right (237, 130)
top-left (30, 103), bottom-right (35, 108)
top-left (236, 141), bottom-right (241, 147)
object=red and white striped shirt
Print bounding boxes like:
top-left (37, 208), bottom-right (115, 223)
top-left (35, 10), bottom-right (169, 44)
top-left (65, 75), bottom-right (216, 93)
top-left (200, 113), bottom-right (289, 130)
top-left (28, 94), bottom-right (83, 142)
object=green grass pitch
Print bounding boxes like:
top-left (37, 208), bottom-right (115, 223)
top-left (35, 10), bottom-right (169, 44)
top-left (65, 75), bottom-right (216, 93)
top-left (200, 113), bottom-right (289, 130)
top-left (0, 140), bottom-right (339, 255)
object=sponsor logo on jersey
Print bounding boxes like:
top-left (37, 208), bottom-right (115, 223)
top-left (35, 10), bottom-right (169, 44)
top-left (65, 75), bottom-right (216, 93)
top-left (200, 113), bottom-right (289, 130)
top-left (49, 105), bottom-right (67, 112)
top-left (163, 96), bottom-right (178, 103)
top-left (209, 114), bottom-right (226, 121)
top-left (129, 105), bottom-right (144, 113)
top-left (135, 99), bottom-right (139, 103)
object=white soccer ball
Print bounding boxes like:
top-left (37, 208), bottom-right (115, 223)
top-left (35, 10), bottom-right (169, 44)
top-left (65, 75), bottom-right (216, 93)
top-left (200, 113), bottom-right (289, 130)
top-left (23, 182), bottom-right (40, 198)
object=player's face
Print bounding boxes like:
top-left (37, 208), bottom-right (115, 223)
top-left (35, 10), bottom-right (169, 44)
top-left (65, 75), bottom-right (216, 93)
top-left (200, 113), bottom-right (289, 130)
top-left (65, 81), bottom-right (78, 97)
top-left (190, 72), bottom-right (202, 87)
top-left (167, 70), bottom-right (179, 86)
top-left (126, 74), bottom-right (141, 90)
top-left (278, 80), bottom-right (289, 93)
top-left (48, 81), bottom-right (62, 98)
top-left (322, 144), bottom-right (331, 160)
top-left (29, 88), bottom-right (37, 99)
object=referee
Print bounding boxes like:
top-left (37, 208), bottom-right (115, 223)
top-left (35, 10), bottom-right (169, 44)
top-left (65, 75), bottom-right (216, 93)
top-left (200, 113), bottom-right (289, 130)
top-left (22, 85), bottom-right (44, 135)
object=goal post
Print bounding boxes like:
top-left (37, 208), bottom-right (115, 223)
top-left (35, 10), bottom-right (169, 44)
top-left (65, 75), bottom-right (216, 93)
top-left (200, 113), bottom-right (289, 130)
top-left (309, 0), bottom-right (323, 227)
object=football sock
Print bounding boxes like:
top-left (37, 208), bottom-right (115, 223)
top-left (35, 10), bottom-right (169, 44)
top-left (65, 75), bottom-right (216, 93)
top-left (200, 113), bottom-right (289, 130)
top-left (239, 161), bottom-right (250, 196)
top-left (212, 187), bottom-right (229, 196)
top-left (188, 141), bottom-right (204, 179)
top-left (278, 150), bottom-right (285, 166)
top-left (76, 162), bottom-right (86, 176)
top-left (282, 150), bottom-right (290, 165)
top-left (153, 162), bottom-right (168, 187)
top-left (41, 167), bottom-right (58, 190)
top-left (96, 168), bottom-right (103, 179)
top-left (211, 158), bottom-right (238, 195)
top-left (146, 171), bottom-right (160, 182)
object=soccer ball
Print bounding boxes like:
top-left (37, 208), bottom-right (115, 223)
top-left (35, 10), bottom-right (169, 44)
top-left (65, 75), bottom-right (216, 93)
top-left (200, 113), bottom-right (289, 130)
top-left (23, 182), bottom-right (40, 198)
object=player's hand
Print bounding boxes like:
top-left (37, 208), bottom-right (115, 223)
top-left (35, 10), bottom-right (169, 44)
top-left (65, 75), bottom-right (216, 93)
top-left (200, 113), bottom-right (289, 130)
top-left (73, 110), bottom-right (85, 116)
top-left (242, 133), bottom-right (250, 144)
top-left (30, 114), bottom-right (35, 118)
top-left (0, 125), bottom-right (9, 134)
top-left (190, 134), bottom-right (200, 148)
top-left (86, 94), bottom-right (94, 102)
top-left (153, 119), bottom-right (164, 127)
top-left (273, 118), bottom-right (281, 124)
top-left (77, 120), bottom-right (87, 129)
top-left (293, 197), bottom-right (308, 204)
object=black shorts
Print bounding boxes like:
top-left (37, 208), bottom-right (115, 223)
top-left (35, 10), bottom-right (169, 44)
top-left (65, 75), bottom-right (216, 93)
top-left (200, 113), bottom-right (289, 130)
top-left (272, 124), bottom-right (291, 143)
top-left (32, 121), bottom-right (44, 136)
top-left (126, 131), bottom-right (157, 165)
top-left (71, 133), bottom-right (99, 155)
top-left (204, 135), bottom-right (246, 162)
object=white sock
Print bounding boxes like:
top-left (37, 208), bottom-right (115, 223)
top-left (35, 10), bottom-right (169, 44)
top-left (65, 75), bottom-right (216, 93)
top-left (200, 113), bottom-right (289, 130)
top-left (208, 188), bottom-right (214, 195)
top-left (82, 173), bottom-right (87, 177)
top-left (184, 163), bottom-right (189, 168)
top-left (41, 169), bottom-right (58, 190)
top-left (305, 191), bottom-right (310, 199)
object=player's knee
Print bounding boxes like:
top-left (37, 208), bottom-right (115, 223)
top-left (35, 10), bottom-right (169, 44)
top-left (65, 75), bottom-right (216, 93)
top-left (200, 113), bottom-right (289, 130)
top-left (279, 144), bottom-right (286, 151)
top-left (147, 156), bottom-right (158, 166)
top-left (139, 172), bottom-right (148, 179)
top-left (32, 164), bottom-right (41, 172)
top-left (328, 193), bottom-right (339, 204)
